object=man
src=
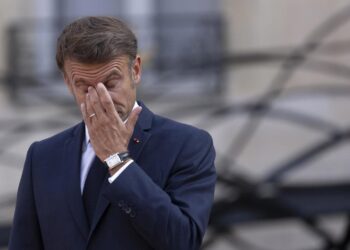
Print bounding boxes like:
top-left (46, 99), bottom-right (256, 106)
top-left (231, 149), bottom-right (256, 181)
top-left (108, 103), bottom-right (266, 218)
top-left (9, 16), bottom-right (216, 250)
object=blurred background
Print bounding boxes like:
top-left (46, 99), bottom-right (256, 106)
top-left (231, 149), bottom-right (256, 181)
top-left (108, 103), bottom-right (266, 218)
top-left (1, 0), bottom-right (350, 249)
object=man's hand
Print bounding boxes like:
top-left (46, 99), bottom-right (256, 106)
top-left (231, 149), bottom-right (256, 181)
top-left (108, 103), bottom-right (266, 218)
top-left (80, 82), bottom-right (141, 162)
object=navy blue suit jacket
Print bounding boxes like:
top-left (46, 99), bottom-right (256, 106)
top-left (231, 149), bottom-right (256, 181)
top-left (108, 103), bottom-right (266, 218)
top-left (9, 102), bottom-right (216, 250)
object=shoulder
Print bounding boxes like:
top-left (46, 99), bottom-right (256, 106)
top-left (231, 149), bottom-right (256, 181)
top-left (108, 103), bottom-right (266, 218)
top-left (30, 122), bottom-right (83, 153)
top-left (148, 113), bottom-right (215, 175)
top-left (152, 113), bottom-right (213, 144)
top-left (149, 113), bottom-right (214, 164)
top-left (139, 101), bottom-right (213, 145)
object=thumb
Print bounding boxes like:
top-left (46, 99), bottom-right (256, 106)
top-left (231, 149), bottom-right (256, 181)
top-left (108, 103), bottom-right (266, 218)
top-left (126, 106), bottom-right (142, 131)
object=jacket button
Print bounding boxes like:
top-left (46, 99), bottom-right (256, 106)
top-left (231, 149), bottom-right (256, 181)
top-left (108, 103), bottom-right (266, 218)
top-left (118, 200), bottom-right (125, 207)
top-left (130, 211), bottom-right (136, 218)
top-left (125, 207), bottom-right (131, 214)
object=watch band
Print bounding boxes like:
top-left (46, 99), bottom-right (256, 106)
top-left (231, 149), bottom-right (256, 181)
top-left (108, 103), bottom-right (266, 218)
top-left (104, 151), bottom-right (130, 170)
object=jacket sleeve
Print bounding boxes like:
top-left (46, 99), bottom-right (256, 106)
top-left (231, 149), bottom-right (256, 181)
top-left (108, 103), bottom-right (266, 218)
top-left (104, 130), bottom-right (216, 250)
top-left (9, 142), bottom-right (44, 250)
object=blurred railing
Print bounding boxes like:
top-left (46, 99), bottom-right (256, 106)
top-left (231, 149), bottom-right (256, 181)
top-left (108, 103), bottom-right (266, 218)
top-left (203, 5), bottom-right (350, 250)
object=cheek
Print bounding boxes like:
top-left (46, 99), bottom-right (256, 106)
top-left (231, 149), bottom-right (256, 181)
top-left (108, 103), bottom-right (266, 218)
top-left (109, 90), bottom-right (122, 103)
top-left (107, 82), bottom-right (135, 104)
top-left (71, 86), bottom-right (87, 103)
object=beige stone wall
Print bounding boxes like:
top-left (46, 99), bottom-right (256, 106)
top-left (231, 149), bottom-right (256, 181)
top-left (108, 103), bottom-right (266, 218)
top-left (221, 0), bottom-right (350, 51)
top-left (220, 0), bottom-right (350, 102)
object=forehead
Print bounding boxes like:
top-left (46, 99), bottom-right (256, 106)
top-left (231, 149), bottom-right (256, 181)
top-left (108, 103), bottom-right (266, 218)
top-left (64, 56), bottom-right (130, 82)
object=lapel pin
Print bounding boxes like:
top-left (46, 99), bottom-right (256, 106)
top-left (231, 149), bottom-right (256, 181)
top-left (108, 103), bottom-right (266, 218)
top-left (133, 138), bottom-right (140, 144)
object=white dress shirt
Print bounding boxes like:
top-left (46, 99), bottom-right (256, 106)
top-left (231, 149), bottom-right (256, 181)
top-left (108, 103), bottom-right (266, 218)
top-left (80, 102), bottom-right (138, 193)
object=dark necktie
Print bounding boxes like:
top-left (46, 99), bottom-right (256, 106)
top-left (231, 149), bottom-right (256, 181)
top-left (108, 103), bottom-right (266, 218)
top-left (82, 156), bottom-right (108, 227)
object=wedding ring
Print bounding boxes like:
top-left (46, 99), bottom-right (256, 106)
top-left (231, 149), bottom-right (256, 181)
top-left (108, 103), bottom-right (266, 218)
top-left (89, 113), bottom-right (96, 118)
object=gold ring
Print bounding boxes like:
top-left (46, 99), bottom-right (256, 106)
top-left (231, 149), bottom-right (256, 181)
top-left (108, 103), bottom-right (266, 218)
top-left (89, 113), bottom-right (96, 118)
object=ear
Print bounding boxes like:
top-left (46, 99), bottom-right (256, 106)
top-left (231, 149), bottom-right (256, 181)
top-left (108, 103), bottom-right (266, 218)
top-left (131, 55), bottom-right (142, 85)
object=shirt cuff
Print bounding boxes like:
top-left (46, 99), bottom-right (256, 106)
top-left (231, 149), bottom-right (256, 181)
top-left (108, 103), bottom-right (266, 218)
top-left (108, 160), bottom-right (134, 183)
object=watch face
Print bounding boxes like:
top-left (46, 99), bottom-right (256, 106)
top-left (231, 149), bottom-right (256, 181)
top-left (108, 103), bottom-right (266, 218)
top-left (106, 154), bottom-right (121, 168)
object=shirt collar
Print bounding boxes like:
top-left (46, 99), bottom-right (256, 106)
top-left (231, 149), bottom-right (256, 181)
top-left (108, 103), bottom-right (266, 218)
top-left (85, 101), bottom-right (139, 145)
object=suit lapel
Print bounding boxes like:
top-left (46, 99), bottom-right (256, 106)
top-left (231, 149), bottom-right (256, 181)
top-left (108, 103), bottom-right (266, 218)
top-left (88, 101), bottom-right (153, 237)
top-left (128, 122), bottom-right (151, 160)
top-left (63, 123), bottom-right (89, 240)
top-left (128, 101), bottom-right (153, 161)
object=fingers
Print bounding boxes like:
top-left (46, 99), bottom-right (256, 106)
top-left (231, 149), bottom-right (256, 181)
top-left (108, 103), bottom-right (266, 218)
top-left (83, 83), bottom-right (140, 134)
top-left (87, 86), bottom-right (105, 119)
top-left (81, 101), bottom-right (95, 133)
top-left (96, 82), bottom-right (118, 117)
top-left (85, 92), bottom-right (96, 121)
top-left (125, 106), bottom-right (142, 131)
top-left (80, 102), bottom-right (89, 125)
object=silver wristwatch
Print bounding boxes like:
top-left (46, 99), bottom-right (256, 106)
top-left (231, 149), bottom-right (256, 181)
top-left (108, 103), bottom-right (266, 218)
top-left (104, 151), bottom-right (130, 170)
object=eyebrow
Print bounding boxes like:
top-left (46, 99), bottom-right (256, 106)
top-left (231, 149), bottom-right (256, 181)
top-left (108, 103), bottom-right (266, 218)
top-left (101, 70), bottom-right (121, 83)
top-left (74, 78), bottom-right (88, 85)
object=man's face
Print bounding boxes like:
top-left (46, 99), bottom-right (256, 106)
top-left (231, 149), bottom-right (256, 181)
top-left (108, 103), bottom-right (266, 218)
top-left (63, 55), bottom-right (141, 121)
